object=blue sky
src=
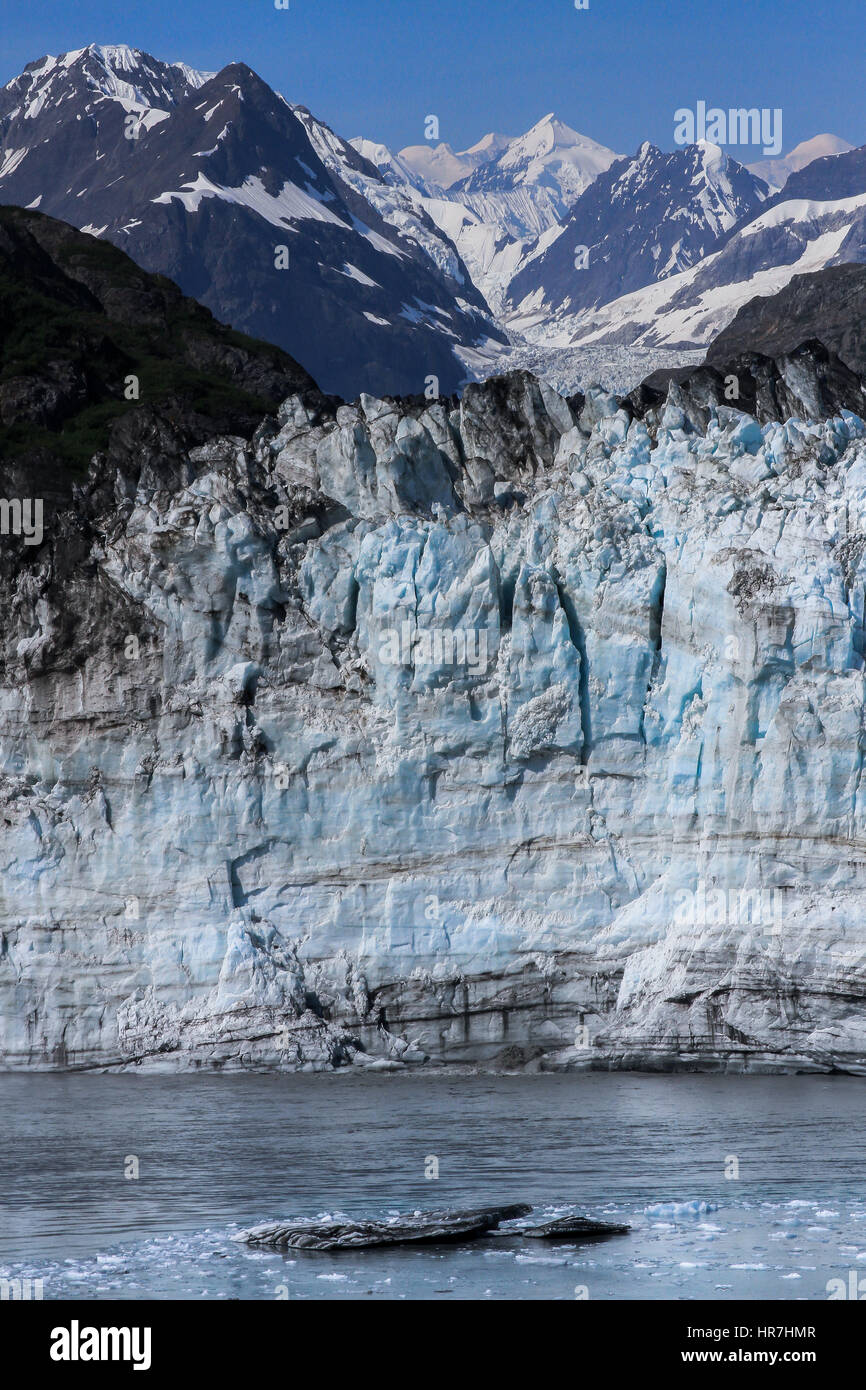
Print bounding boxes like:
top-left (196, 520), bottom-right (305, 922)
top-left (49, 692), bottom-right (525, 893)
top-left (0, 0), bottom-right (861, 157)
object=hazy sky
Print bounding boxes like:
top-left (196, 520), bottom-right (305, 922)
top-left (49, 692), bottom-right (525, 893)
top-left (0, 0), bottom-right (860, 157)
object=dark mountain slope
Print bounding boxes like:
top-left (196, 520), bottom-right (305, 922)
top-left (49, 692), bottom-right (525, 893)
top-left (506, 142), bottom-right (768, 320)
top-left (760, 145), bottom-right (866, 209)
top-left (0, 205), bottom-right (325, 495)
top-left (0, 46), bottom-right (500, 400)
top-left (706, 263), bottom-right (866, 377)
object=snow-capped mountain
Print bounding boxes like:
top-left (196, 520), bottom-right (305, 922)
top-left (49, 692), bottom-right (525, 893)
top-left (1, 41), bottom-right (214, 121)
top-left (349, 137), bottom-right (432, 194)
top-left (412, 195), bottom-right (534, 316)
top-left (4, 43), bottom-right (864, 398)
top-left (394, 132), bottom-right (512, 192)
top-left (541, 140), bottom-right (866, 353)
top-left (342, 118), bottom-right (866, 370)
top-left (747, 133), bottom-right (854, 192)
top-left (0, 44), bottom-right (503, 399)
top-left (506, 141), bottom-right (770, 338)
top-left (354, 114), bottom-right (620, 314)
top-left (453, 113), bottom-right (621, 239)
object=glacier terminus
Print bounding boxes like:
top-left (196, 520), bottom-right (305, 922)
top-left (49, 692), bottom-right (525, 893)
top-left (3, 357), bottom-right (866, 1076)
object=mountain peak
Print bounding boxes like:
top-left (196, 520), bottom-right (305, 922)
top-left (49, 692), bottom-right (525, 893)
top-left (86, 42), bottom-right (152, 70)
top-left (783, 133), bottom-right (856, 170)
top-left (212, 60), bottom-right (261, 83)
top-left (507, 131), bottom-right (770, 325)
top-left (463, 130), bottom-right (511, 159)
top-left (21, 41), bottom-right (214, 83)
top-left (693, 139), bottom-right (726, 170)
top-left (395, 140), bottom-right (471, 190)
top-left (3, 42), bottom-right (215, 118)
top-left (0, 43), bottom-right (502, 400)
top-left (512, 112), bottom-right (607, 152)
top-left (455, 115), bottom-right (620, 209)
top-left (746, 132), bottom-right (856, 191)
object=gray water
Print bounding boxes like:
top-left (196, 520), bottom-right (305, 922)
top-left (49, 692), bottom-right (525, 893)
top-left (1, 1071), bottom-right (864, 1300)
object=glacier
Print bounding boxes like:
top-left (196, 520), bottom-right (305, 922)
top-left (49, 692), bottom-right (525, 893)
top-left (3, 369), bottom-right (866, 1073)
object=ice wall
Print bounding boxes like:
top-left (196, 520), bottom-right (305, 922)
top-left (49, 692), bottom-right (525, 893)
top-left (2, 372), bottom-right (866, 1072)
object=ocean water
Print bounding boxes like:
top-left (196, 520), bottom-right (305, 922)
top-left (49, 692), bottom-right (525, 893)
top-left (1, 1071), bottom-right (864, 1301)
